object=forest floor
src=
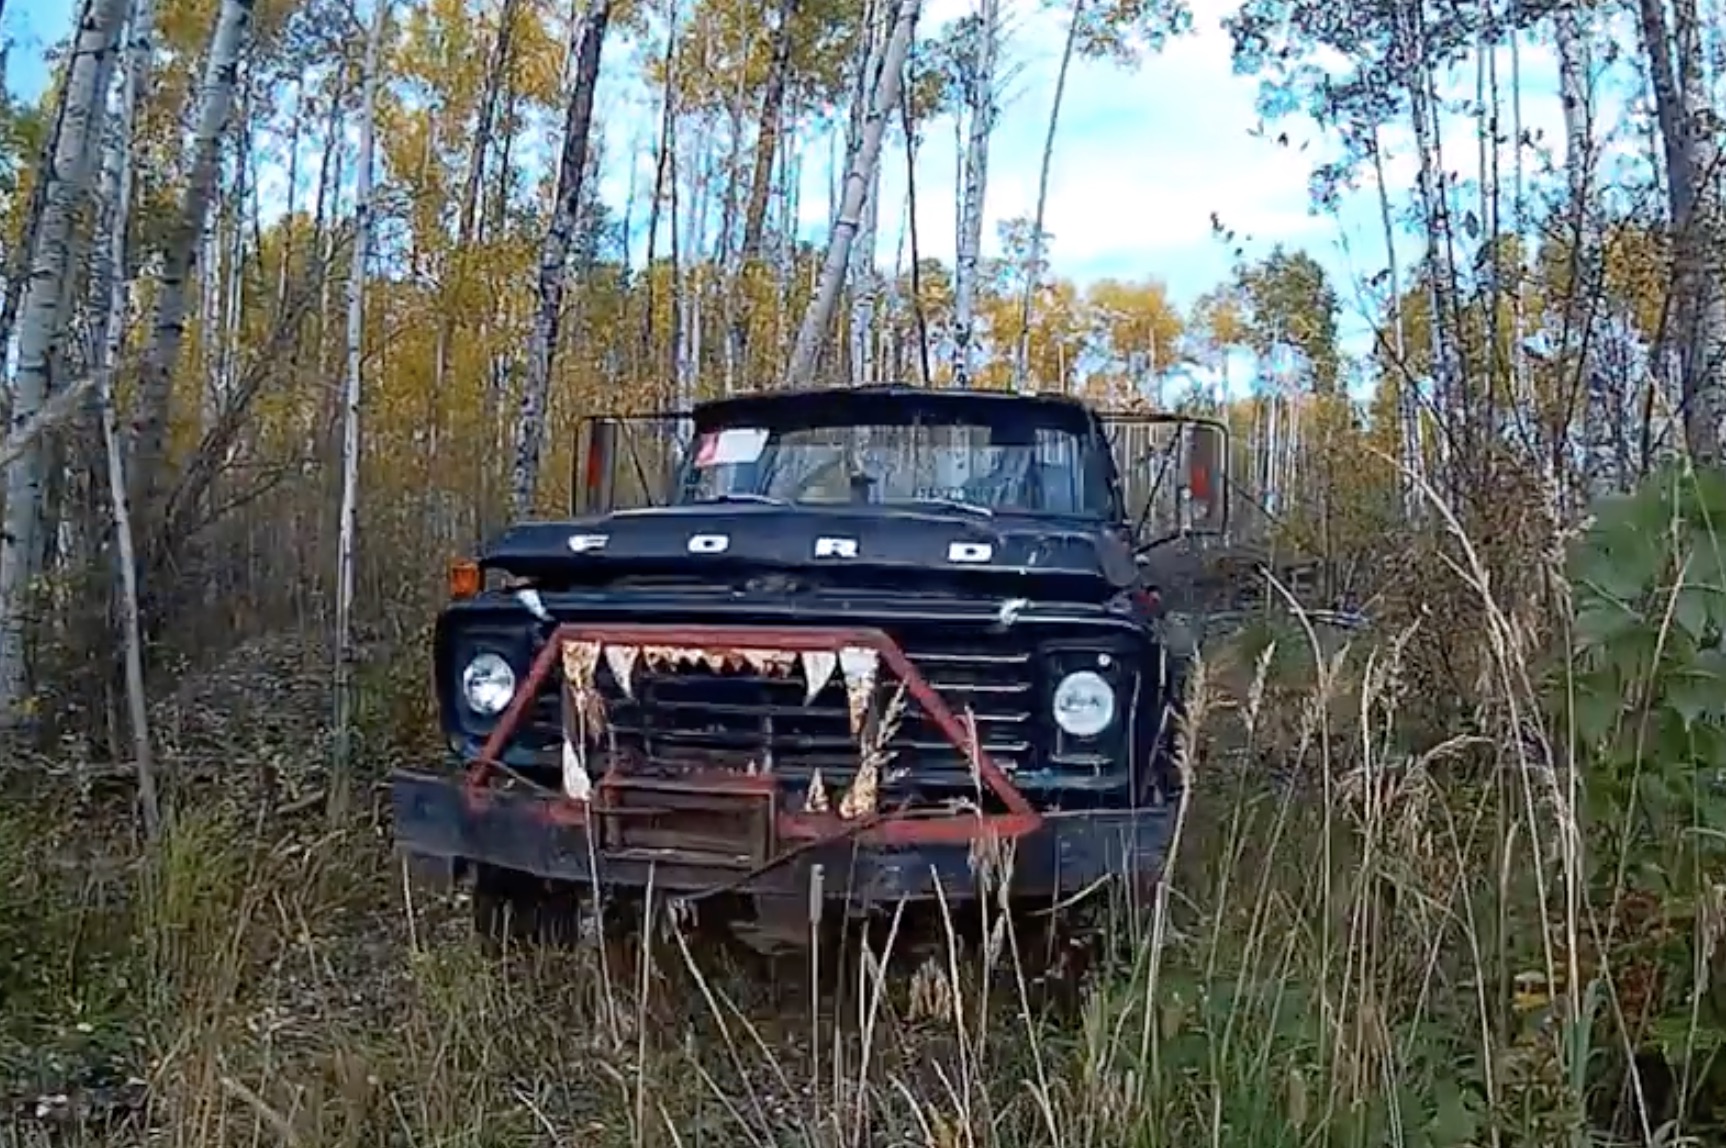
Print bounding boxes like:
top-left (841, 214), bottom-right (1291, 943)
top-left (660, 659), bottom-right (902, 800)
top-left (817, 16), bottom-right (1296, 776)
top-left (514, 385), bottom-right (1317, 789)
top-left (0, 629), bottom-right (1598, 1147)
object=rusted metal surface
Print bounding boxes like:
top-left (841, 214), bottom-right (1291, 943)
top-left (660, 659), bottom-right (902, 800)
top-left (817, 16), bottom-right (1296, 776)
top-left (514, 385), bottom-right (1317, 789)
top-left (463, 623), bottom-right (1043, 856)
top-left (394, 766), bottom-right (1169, 904)
top-left (596, 770), bottom-right (775, 868)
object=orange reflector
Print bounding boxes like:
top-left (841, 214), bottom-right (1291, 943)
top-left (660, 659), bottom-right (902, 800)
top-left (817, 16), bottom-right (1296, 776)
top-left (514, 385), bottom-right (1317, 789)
top-left (448, 559), bottom-right (481, 599)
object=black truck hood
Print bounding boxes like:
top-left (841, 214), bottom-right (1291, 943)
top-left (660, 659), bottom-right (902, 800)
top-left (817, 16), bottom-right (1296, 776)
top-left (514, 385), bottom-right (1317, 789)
top-left (478, 503), bottom-right (1137, 595)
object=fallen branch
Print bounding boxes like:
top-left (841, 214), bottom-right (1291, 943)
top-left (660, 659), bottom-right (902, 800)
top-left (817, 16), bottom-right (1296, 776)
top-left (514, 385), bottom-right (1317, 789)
top-left (275, 788), bottom-right (327, 818)
top-left (217, 1076), bottom-right (301, 1147)
top-left (0, 374), bottom-right (96, 471)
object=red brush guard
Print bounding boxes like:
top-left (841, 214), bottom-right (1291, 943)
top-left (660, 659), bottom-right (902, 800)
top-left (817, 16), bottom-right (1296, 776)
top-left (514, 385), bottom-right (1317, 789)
top-left (463, 623), bottom-right (1045, 861)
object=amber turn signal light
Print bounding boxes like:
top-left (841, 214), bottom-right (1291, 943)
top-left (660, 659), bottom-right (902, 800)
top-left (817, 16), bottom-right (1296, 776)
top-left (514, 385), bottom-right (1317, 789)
top-left (448, 558), bottom-right (481, 599)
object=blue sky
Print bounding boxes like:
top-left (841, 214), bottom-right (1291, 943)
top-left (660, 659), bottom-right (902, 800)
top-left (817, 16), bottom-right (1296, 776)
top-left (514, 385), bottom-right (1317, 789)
top-left (768, 0), bottom-right (1644, 359)
top-left (4, 0), bottom-right (62, 103)
top-left (9, 0), bottom-right (1648, 374)
top-left (578, 0), bottom-right (1644, 366)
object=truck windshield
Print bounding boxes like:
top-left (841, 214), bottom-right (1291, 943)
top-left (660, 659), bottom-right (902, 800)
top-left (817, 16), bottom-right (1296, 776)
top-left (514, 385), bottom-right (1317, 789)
top-left (676, 418), bottom-right (1106, 516)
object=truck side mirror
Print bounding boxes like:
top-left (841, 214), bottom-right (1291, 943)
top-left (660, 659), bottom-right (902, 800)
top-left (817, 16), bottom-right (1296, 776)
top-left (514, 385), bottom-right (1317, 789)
top-left (573, 417), bottom-right (617, 515)
top-left (1185, 421), bottom-right (1227, 535)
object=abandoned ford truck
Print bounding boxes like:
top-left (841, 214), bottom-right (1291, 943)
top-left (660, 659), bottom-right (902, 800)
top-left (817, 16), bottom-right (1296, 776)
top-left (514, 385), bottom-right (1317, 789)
top-left (389, 385), bottom-right (1228, 945)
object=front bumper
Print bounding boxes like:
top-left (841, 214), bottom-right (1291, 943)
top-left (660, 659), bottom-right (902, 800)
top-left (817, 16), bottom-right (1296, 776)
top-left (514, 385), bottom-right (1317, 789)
top-left (390, 767), bottom-right (1174, 906)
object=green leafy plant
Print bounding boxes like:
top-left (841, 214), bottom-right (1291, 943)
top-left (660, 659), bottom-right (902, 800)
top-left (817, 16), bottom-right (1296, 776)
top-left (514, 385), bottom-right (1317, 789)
top-left (1562, 461), bottom-right (1726, 1129)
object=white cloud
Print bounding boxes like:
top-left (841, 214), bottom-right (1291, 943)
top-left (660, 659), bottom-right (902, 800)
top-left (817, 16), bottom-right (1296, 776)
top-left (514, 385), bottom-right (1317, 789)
top-left (764, 0), bottom-right (1661, 330)
top-left (26, 0), bottom-right (1652, 364)
top-left (799, 0), bottom-right (1328, 305)
top-left (1312, 9), bottom-right (1655, 356)
top-left (1370, 13), bottom-right (1647, 202)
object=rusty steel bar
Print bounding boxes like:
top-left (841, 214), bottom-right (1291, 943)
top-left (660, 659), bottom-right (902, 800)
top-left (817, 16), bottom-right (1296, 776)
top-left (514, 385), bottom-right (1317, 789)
top-left (461, 621), bottom-right (1046, 845)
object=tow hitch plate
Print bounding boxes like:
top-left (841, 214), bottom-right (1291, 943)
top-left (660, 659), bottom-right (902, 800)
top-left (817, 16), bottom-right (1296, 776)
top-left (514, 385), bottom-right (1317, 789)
top-left (596, 773), bottom-right (775, 869)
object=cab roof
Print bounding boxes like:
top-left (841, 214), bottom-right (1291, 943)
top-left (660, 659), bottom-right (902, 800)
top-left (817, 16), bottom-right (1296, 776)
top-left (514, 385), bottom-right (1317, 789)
top-left (691, 385), bottom-right (1102, 433)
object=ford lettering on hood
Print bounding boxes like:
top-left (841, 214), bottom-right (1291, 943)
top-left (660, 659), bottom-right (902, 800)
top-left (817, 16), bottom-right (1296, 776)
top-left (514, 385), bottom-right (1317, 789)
top-left (477, 502), bottom-right (1142, 596)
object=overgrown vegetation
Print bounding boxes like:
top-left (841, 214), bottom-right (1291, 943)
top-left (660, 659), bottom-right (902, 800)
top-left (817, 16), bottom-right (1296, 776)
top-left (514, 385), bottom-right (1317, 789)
top-left (3, 0), bottom-right (1723, 1140)
top-left (3, 464), bottom-right (1724, 1146)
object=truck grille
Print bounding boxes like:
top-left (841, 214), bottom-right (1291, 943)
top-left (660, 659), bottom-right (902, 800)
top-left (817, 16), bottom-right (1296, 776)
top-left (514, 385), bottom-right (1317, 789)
top-left (517, 623), bottom-right (1040, 804)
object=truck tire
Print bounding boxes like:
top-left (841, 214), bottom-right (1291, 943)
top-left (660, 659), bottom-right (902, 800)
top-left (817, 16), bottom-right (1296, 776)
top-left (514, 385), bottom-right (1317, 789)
top-left (471, 864), bottom-right (535, 954)
top-left (470, 864), bottom-right (582, 953)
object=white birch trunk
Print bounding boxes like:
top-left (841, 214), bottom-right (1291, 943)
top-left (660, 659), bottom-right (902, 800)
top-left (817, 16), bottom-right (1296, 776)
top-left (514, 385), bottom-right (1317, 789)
top-left (275, 79), bottom-right (301, 315)
top-left (1507, 30), bottom-right (1551, 504)
top-left (676, 111), bottom-right (705, 403)
top-left (314, 88), bottom-right (345, 424)
top-left (510, 0), bottom-right (613, 516)
top-left (1262, 392), bottom-right (1279, 515)
top-left (777, 114), bottom-right (801, 281)
top-left (729, 0), bottom-right (799, 381)
top-left (1399, 10), bottom-right (1460, 488)
top-left (475, 72), bottom-right (519, 542)
top-left (432, 0), bottom-right (518, 522)
top-left (1555, 11), bottom-right (1607, 485)
top-left (0, 0), bottom-right (127, 728)
top-left (129, 0), bottom-right (256, 545)
top-left (330, 0), bottom-right (388, 821)
top-left (96, 0), bottom-right (161, 836)
top-left (773, 112), bottom-right (800, 361)
top-left (1013, 0), bottom-right (1081, 393)
top-left (687, 118), bottom-right (712, 268)
top-left (1650, 0), bottom-right (1726, 461)
top-left (848, 166), bottom-right (882, 386)
top-left (638, 0), bottom-right (676, 378)
top-left (222, 113), bottom-right (247, 405)
top-left (199, 186), bottom-right (222, 428)
top-left (784, 0), bottom-right (920, 387)
top-left (1370, 125), bottom-right (1421, 516)
top-left (950, 0), bottom-right (998, 388)
top-left (847, 6), bottom-right (886, 387)
top-left (827, 122), bottom-right (841, 230)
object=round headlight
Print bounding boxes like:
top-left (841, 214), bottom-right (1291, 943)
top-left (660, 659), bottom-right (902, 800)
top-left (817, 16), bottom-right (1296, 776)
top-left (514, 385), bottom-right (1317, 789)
top-left (461, 652), bottom-right (517, 716)
top-left (1052, 669), bottom-right (1116, 738)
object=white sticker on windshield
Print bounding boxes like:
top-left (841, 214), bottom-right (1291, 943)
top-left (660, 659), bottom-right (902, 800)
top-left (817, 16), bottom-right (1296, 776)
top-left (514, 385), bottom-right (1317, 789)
top-left (693, 427), bottom-right (769, 467)
top-left (814, 536), bottom-right (859, 558)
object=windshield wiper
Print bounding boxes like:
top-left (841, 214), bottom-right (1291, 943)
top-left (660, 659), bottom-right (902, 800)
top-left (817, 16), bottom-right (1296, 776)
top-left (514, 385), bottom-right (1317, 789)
top-left (903, 497), bottom-right (994, 518)
top-left (692, 492), bottom-right (790, 507)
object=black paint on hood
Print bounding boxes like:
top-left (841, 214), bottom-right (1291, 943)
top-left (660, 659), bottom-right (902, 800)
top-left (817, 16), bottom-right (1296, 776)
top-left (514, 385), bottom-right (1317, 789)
top-left (478, 502), bottom-right (1137, 598)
